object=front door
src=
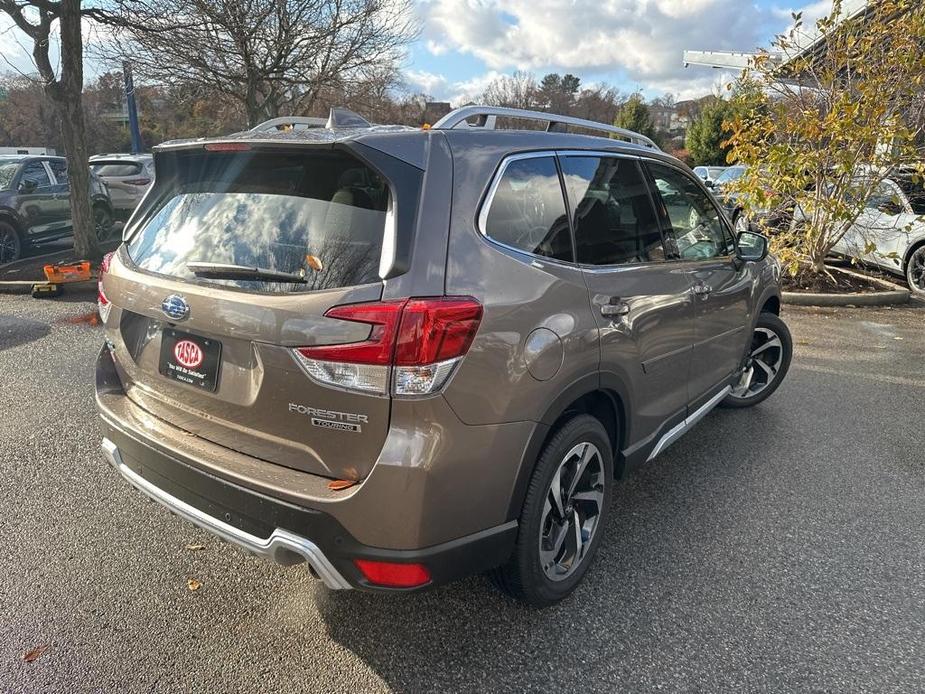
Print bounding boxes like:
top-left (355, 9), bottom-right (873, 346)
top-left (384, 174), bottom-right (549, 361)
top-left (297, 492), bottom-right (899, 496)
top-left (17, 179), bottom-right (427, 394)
top-left (559, 153), bottom-right (694, 446)
top-left (645, 162), bottom-right (752, 405)
top-left (14, 160), bottom-right (56, 239)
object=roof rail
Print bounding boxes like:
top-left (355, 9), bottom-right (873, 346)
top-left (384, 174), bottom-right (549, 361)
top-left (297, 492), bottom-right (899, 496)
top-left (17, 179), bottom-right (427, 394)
top-left (431, 105), bottom-right (660, 150)
top-left (250, 108), bottom-right (374, 133)
top-left (249, 116), bottom-right (327, 132)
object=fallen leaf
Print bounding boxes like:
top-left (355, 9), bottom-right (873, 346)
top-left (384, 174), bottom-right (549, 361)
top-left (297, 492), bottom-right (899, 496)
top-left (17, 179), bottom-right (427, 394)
top-left (22, 645), bottom-right (49, 663)
top-left (185, 543), bottom-right (206, 551)
top-left (187, 578), bottom-right (202, 591)
top-left (328, 479), bottom-right (357, 491)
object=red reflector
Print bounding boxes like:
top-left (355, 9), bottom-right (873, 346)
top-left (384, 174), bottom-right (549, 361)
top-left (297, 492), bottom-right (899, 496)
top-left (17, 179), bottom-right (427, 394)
top-left (98, 251), bottom-right (114, 306)
top-left (298, 300), bottom-right (406, 365)
top-left (395, 297), bottom-right (483, 365)
top-left (204, 142), bottom-right (252, 152)
top-left (354, 559), bottom-right (431, 588)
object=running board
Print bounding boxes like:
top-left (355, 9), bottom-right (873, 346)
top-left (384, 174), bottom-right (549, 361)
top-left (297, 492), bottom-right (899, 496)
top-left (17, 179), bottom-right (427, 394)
top-left (647, 386), bottom-right (732, 461)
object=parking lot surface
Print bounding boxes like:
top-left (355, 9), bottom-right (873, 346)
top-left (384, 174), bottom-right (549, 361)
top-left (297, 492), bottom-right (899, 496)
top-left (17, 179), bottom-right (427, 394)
top-left (1, 291), bottom-right (923, 693)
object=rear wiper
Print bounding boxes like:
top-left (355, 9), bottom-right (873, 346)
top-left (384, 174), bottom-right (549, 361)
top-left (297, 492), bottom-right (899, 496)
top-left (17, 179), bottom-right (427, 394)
top-left (186, 261), bottom-right (307, 284)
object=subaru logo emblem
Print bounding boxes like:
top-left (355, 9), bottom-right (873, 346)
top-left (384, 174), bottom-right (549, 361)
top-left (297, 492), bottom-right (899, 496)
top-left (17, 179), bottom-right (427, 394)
top-left (161, 295), bottom-right (190, 321)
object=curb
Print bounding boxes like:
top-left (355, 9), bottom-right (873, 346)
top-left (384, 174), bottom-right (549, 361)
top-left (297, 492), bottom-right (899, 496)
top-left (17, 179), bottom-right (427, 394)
top-left (782, 266), bottom-right (911, 307)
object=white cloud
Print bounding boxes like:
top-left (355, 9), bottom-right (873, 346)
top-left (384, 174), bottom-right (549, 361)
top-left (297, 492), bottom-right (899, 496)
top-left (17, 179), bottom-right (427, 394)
top-left (420, 0), bottom-right (792, 94)
top-left (404, 68), bottom-right (449, 95)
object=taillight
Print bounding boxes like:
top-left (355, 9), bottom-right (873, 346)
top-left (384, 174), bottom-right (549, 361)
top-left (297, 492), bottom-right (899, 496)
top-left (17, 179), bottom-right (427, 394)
top-left (97, 251), bottom-right (114, 323)
top-left (124, 177), bottom-right (151, 186)
top-left (292, 297), bottom-right (482, 397)
top-left (353, 559), bottom-right (431, 588)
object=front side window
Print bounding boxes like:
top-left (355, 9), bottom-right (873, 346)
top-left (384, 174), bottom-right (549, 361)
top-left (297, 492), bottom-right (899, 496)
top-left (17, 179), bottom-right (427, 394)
top-left (648, 162), bottom-right (734, 260)
top-left (48, 159), bottom-right (68, 184)
top-left (561, 155), bottom-right (665, 265)
top-left (482, 156), bottom-right (572, 262)
top-left (126, 150), bottom-right (391, 293)
top-left (895, 177), bottom-right (925, 215)
top-left (20, 161), bottom-right (51, 189)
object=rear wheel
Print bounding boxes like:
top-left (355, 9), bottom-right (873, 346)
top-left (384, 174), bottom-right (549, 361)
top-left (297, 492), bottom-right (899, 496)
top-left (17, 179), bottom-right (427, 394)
top-left (0, 221), bottom-right (22, 264)
top-left (94, 205), bottom-right (114, 242)
top-left (905, 244), bottom-right (925, 296)
top-left (722, 312), bottom-right (792, 408)
top-left (491, 414), bottom-right (613, 607)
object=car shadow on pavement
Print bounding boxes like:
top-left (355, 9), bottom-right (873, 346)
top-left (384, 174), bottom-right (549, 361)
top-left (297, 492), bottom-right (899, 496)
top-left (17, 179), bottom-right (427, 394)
top-left (311, 404), bottom-right (797, 693)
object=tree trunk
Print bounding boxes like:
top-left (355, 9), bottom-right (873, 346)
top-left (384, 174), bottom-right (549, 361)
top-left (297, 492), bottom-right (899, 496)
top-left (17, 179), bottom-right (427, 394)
top-left (54, 0), bottom-right (101, 260)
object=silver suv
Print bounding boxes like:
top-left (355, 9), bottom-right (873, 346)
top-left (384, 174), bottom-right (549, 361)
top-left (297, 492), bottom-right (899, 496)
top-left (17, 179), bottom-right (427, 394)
top-left (96, 106), bottom-right (792, 606)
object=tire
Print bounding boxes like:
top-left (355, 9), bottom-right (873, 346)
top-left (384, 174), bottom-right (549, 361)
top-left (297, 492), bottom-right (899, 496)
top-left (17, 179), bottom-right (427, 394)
top-left (905, 243), bottom-right (925, 297)
top-left (94, 205), bottom-right (114, 242)
top-left (0, 220), bottom-right (22, 264)
top-left (490, 414), bottom-right (613, 607)
top-left (721, 312), bottom-right (792, 409)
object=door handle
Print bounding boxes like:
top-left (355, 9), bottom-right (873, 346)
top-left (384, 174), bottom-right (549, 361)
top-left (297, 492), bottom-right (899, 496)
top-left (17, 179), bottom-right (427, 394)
top-left (600, 300), bottom-right (630, 318)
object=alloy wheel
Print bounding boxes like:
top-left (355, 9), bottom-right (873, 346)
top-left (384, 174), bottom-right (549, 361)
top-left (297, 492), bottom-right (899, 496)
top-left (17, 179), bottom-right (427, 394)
top-left (0, 226), bottom-right (20, 264)
top-left (538, 442), bottom-right (606, 582)
top-left (94, 208), bottom-right (113, 242)
top-left (907, 246), bottom-right (925, 294)
top-left (729, 326), bottom-right (784, 400)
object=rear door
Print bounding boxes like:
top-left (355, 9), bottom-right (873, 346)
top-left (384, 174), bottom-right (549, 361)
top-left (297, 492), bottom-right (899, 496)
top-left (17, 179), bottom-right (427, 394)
top-left (560, 153), bottom-right (694, 444)
top-left (645, 161), bottom-right (752, 404)
top-left (46, 158), bottom-right (73, 231)
top-left (105, 145), bottom-right (412, 481)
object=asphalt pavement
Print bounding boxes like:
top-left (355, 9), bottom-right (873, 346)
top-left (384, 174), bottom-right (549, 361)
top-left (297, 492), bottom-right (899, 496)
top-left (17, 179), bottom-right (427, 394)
top-left (1, 290), bottom-right (923, 693)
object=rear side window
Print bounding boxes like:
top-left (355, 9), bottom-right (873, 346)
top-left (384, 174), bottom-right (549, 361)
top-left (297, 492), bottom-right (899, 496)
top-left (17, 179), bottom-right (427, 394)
top-left (92, 162), bottom-right (143, 177)
top-left (20, 161), bottom-right (51, 189)
top-left (561, 155), bottom-right (665, 265)
top-left (482, 156), bottom-right (572, 262)
top-left (126, 150), bottom-right (390, 293)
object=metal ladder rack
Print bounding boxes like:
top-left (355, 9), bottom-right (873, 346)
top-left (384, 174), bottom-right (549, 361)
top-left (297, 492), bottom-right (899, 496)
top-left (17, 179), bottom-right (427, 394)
top-left (431, 105), bottom-right (659, 150)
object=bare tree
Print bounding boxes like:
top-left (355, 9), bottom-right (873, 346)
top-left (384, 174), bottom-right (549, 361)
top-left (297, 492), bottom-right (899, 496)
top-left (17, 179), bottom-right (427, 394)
top-left (100, 0), bottom-right (418, 127)
top-left (481, 71), bottom-right (538, 110)
top-left (0, 0), bottom-right (102, 259)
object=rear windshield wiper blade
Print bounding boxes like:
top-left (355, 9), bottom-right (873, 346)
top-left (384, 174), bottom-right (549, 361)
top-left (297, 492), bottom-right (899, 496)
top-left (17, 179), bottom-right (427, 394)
top-left (186, 261), bottom-right (307, 284)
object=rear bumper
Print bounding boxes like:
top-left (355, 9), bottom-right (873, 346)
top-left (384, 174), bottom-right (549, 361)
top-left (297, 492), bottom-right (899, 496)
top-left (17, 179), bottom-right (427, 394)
top-left (96, 346), bottom-right (518, 590)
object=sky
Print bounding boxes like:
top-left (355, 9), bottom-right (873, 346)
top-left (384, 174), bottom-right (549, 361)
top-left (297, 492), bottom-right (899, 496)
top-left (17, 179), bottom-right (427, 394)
top-left (0, 0), bottom-right (835, 104)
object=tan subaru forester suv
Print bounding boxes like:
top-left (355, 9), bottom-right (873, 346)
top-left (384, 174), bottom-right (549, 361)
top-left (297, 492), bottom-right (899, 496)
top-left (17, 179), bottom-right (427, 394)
top-left (96, 107), bottom-right (791, 606)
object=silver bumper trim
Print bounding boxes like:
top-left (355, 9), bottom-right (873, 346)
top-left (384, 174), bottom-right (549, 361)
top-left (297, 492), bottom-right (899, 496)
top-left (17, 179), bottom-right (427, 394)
top-left (101, 437), bottom-right (352, 590)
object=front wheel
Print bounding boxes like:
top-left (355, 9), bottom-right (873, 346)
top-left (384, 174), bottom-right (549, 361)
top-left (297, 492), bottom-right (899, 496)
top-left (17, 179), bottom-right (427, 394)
top-left (722, 312), bottom-right (792, 408)
top-left (490, 414), bottom-right (613, 607)
top-left (905, 244), bottom-right (925, 296)
top-left (0, 221), bottom-right (22, 264)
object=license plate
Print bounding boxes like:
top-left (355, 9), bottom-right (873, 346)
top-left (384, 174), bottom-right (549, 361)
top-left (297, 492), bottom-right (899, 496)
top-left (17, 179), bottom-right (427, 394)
top-left (159, 328), bottom-right (222, 392)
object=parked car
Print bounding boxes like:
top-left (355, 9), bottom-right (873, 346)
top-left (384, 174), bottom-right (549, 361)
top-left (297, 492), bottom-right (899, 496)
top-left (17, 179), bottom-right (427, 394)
top-left (693, 165), bottom-right (727, 187)
top-left (89, 154), bottom-right (155, 215)
top-left (0, 155), bottom-right (114, 264)
top-left (830, 170), bottom-right (925, 295)
top-left (96, 106), bottom-right (791, 606)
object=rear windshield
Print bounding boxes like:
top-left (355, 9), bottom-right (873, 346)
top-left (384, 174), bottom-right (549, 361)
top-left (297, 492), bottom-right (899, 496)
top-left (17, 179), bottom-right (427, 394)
top-left (126, 149), bottom-right (390, 293)
top-left (91, 161), bottom-right (144, 177)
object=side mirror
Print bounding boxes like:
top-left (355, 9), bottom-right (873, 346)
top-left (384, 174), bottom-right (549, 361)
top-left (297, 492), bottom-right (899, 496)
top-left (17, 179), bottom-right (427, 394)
top-left (18, 179), bottom-right (37, 194)
top-left (704, 180), bottom-right (714, 188)
top-left (736, 230), bottom-right (768, 262)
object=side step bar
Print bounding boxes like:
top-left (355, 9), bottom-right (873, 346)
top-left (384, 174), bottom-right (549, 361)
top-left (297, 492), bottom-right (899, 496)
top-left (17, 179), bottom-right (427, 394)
top-left (647, 386), bottom-right (732, 461)
top-left (100, 438), bottom-right (352, 590)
